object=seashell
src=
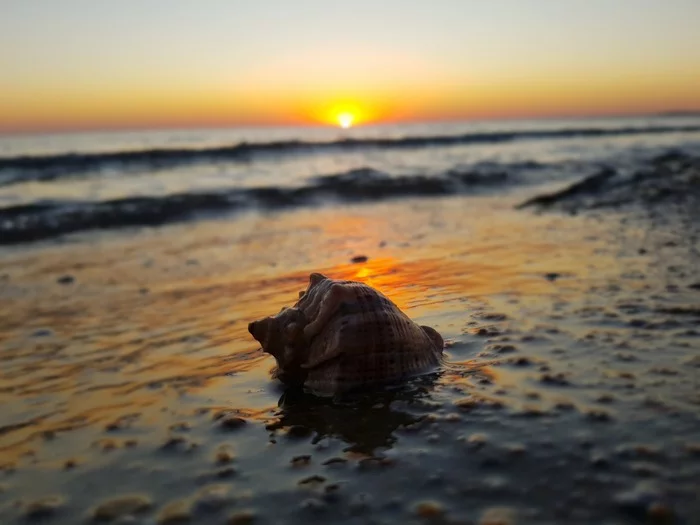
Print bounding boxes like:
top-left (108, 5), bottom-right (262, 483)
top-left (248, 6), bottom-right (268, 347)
top-left (248, 273), bottom-right (444, 395)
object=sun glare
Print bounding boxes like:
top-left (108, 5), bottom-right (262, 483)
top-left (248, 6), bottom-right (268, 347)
top-left (337, 112), bottom-right (354, 129)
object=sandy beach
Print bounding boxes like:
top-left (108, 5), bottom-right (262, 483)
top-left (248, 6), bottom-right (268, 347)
top-left (1, 146), bottom-right (699, 523)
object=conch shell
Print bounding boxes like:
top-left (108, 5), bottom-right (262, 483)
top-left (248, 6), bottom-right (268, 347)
top-left (248, 273), bottom-right (444, 395)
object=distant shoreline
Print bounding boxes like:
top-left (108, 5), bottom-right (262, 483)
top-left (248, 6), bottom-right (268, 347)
top-left (3, 111), bottom-right (700, 138)
top-left (655, 110), bottom-right (700, 117)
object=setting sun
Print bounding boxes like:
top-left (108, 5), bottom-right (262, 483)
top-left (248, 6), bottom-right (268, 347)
top-left (337, 112), bottom-right (354, 129)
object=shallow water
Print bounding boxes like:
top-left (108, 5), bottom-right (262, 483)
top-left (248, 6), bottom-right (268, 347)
top-left (1, 188), bottom-right (699, 523)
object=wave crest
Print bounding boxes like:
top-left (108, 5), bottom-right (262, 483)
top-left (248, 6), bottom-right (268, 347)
top-left (1, 124), bottom-right (699, 185)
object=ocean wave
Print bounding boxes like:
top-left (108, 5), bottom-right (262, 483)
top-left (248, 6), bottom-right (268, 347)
top-left (0, 167), bottom-right (511, 245)
top-left (1, 124), bottom-right (699, 185)
top-left (517, 151), bottom-right (700, 213)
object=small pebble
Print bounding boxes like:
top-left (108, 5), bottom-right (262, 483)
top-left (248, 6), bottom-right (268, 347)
top-left (92, 494), bottom-right (152, 521)
top-left (57, 275), bottom-right (75, 285)
top-left (414, 500), bottom-right (444, 518)
top-left (23, 495), bottom-right (65, 518)
top-left (215, 445), bottom-right (235, 464)
top-left (357, 456), bottom-right (393, 470)
top-left (290, 455), bottom-right (311, 467)
top-left (492, 344), bottom-right (518, 354)
top-left (215, 466), bottom-right (236, 478)
top-left (218, 415), bottom-right (247, 431)
top-left (614, 352), bottom-right (637, 362)
top-left (323, 483), bottom-right (342, 502)
top-left (683, 442), bottom-right (700, 456)
top-left (540, 373), bottom-right (570, 386)
top-left (298, 474), bottom-right (326, 486)
top-left (615, 443), bottom-right (662, 459)
top-left (160, 436), bottom-right (187, 450)
top-left (299, 497), bottom-right (326, 512)
top-left (228, 509), bottom-right (256, 524)
top-left (589, 452), bottom-right (610, 468)
top-left (505, 444), bottom-right (526, 456)
top-left (322, 457), bottom-right (347, 466)
top-left (453, 397), bottom-right (503, 411)
top-left (479, 506), bottom-right (516, 525)
top-left (157, 499), bottom-right (191, 524)
top-left (595, 394), bottom-right (615, 404)
top-left (647, 502), bottom-right (674, 524)
top-left (585, 410), bottom-right (612, 422)
top-left (614, 481), bottom-right (669, 521)
top-left (466, 433), bottom-right (488, 449)
top-left (481, 312), bottom-right (508, 321)
top-left (193, 484), bottom-right (233, 512)
top-left (518, 406), bottom-right (547, 418)
top-left (95, 438), bottom-right (118, 451)
top-left (630, 461), bottom-right (665, 477)
top-left (105, 421), bottom-right (124, 432)
top-left (169, 422), bottom-right (192, 432)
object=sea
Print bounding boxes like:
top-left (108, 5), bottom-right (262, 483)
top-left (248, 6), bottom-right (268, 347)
top-left (2, 115), bottom-right (700, 246)
top-left (2, 116), bottom-right (700, 523)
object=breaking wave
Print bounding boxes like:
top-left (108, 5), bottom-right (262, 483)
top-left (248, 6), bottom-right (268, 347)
top-left (2, 124), bottom-right (700, 185)
top-left (0, 166), bottom-right (513, 245)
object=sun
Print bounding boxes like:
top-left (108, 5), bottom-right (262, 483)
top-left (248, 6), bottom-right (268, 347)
top-left (337, 112), bottom-right (354, 129)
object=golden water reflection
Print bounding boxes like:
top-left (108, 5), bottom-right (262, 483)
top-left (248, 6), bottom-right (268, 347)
top-left (0, 199), bottom-right (628, 468)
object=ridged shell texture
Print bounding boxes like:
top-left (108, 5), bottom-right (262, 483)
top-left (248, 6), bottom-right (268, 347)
top-left (248, 273), bottom-right (443, 395)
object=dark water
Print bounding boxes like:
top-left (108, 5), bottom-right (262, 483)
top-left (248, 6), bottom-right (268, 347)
top-left (2, 117), bottom-right (700, 245)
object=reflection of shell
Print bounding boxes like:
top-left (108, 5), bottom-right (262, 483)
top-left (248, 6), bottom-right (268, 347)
top-left (248, 273), bottom-right (444, 395)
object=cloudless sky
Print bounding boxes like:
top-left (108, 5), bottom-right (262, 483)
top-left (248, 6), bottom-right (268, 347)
top-left (1, 0), bottom-right (699, 132)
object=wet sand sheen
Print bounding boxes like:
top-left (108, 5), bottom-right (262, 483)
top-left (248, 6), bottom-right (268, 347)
top-left (1, 194), bottom-right (699, 523)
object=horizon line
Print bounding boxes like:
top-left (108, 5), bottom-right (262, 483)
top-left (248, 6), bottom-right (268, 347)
top-left (2, 108), bottom-right (700, 138)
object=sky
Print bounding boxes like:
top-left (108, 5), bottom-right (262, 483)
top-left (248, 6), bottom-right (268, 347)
top-left (1, 0), bottom-right (700, 133)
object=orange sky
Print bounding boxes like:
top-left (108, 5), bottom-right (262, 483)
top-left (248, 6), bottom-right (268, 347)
top-left (2, 1), bottom-right (699, 133)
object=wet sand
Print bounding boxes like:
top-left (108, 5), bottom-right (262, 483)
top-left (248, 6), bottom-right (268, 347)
top-left (1, 171), bottom-right (699, 523)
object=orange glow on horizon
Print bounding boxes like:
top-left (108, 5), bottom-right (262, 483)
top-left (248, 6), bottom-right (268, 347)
top-left (1, 75), bottom-right (699, 134)
top-left (308, 99), bottom-right (375, 128)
